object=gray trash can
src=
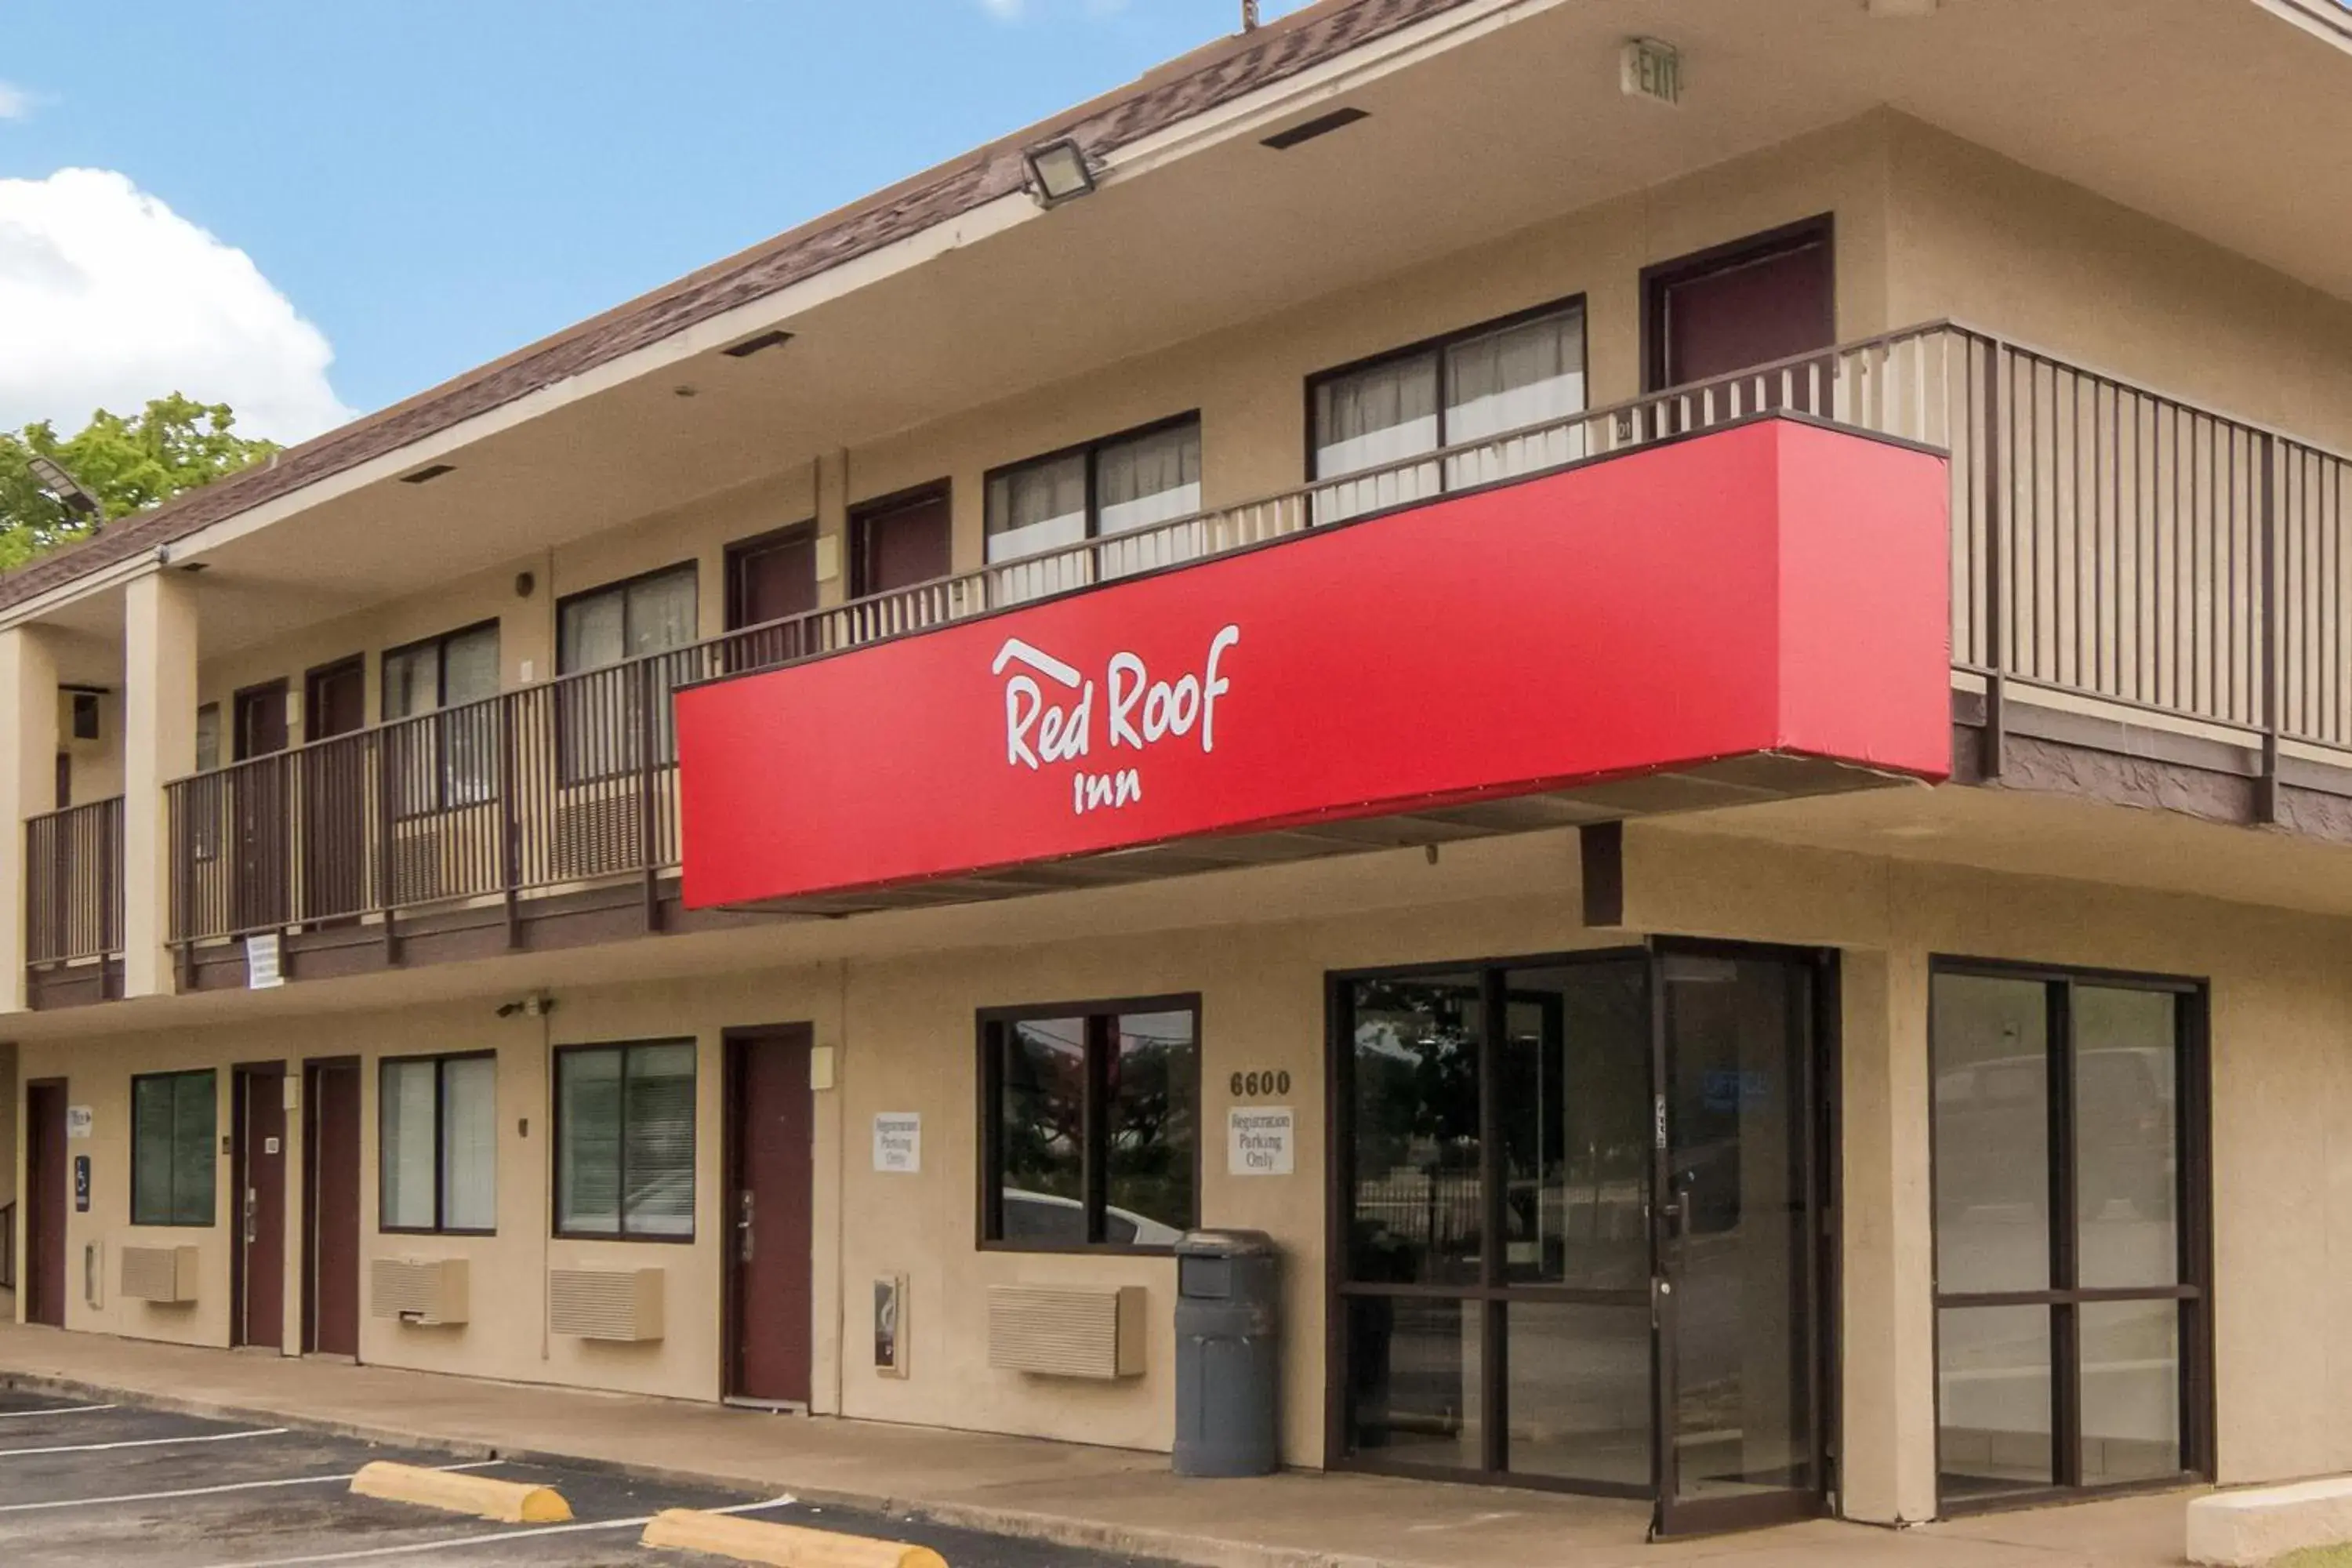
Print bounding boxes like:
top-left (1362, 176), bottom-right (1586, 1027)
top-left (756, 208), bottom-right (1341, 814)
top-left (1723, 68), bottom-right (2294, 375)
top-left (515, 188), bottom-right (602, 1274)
top-left (1174, 1229), bottom-right (1280, 1478)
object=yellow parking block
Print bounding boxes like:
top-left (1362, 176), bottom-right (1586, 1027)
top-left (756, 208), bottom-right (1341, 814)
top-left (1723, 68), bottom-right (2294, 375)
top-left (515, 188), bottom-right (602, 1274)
top-left (642, 1508), bottom-right (949, 1568)
top-left (349, 1461), bottom-right (572, 1524)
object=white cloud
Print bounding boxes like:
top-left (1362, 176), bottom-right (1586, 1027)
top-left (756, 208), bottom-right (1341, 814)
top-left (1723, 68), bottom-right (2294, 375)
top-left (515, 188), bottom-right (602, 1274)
top-left (0, 83), bottom-right (32, 122)
top-left (0, 168), bottom-right (356, 444)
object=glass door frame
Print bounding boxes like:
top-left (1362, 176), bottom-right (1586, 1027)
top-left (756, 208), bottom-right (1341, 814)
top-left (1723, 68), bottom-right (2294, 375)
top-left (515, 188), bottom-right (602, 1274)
top-left (1648, 938), bottom-right (1840, 1538)
top-left (1321, 938), bottom-right (1840, 1534)
top-left (1926, 956), bottom-right (2215, 1515)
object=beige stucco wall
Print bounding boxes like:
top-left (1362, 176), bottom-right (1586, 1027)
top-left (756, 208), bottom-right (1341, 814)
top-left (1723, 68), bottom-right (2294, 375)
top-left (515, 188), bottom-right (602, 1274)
top-left (18, 802), bottom-right (2352, 1497)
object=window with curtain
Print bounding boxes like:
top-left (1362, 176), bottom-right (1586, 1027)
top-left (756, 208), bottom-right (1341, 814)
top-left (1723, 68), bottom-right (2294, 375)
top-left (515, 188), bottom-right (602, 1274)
top-left (1311, 302), bottom-right (1586, 521)
top-left (380, 1054), bottom-right (498, 1234)
top-left (982, 1000), bottom-right (1197, 1250)
top-left (555, 1040), bottom-right (696, 1240)
top-left (383, 622), bottom-right (501, 814)
top-left (985, 418), bottom-right (1203, 593)
top-left (131, 1069), bottom-right (216, 1227)
top-left (554, 565), bottom-right (699, 779)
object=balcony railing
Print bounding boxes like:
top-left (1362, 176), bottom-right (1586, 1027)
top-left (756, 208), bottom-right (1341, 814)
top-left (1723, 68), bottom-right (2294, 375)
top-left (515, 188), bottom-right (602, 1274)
top-left (27, 795), bottom-right (122, 969)
top-left (138, 319), bottom-right (2351, 955)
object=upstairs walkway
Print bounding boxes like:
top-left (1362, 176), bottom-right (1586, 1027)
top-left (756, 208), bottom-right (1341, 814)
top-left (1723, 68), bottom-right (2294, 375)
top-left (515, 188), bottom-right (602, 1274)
top-left (0, 1321), bottom-right (2190, 1567)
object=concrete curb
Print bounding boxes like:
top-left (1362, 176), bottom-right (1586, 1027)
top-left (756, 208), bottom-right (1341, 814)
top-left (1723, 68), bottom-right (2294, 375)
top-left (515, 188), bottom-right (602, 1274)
top-left (643, 1509), bottom-right (947, 1568)
top-left (351, 1460), bottom-right (572, 1523)
top-left (0, 1369), bottom-right (1384, 1568)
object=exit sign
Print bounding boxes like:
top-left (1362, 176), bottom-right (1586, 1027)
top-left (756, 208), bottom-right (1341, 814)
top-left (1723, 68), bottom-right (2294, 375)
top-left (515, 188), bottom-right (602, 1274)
top-left (1621, 38), bottom-right (1682, 107)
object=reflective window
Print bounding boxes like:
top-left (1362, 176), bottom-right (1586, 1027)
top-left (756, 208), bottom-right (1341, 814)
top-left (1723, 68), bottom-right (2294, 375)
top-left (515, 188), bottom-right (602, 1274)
top-left (1930, 966), bottom-right (2205, 1505)
top-left (1347, 974), bottom-right (1483, 1287)
top-left (983, 1000), bottom-right (1198, 1250)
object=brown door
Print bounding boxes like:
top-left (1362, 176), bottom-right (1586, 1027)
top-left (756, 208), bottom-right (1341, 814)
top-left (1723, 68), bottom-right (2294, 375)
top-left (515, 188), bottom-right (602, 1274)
top-left (24, 1082), bottom-right (69, 1328)
top-left (233, 1065), bottom-right (289, 1349)
top-left (300, 657), bottom-right (368, 924)
top-left (231, 680), bottom-right (291, 933)
top-left (851, 485), bottom-right (953, 599)
top-left (303, 1059), bottom-right (362, 1358)
top-left (725, 1027), bottom-right (815, 1405)
top-left (1645, 220), bottom-right (1835, 407)
top-left (725, 527), bottom-right (820, 671)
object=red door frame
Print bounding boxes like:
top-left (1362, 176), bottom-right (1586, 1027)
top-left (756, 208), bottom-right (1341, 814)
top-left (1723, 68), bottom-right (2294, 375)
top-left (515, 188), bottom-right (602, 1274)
top-left (301, 1058), bottom-right (362, 1358)
top-left (23, 1080), bottom-right (69, 1327)
top-left (721, 1025), bottom-right (816, 1406)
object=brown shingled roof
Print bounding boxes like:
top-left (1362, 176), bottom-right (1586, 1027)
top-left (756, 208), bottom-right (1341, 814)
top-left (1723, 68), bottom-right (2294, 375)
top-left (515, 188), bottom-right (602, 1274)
top-left (1, 0), bottom-right (1479, 612)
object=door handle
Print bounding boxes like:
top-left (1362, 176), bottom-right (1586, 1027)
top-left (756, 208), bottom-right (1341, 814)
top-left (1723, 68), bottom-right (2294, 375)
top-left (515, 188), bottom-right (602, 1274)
top-left (244, 1188), bottom-right (258, 1245)
top-left (737, 1190), bottom-right (754, 1262)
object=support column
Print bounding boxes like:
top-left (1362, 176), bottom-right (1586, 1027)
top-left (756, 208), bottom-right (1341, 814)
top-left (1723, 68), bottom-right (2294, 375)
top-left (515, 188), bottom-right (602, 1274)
top-left (813, 450), bottom-right (850, 609)
top-left (1838, 946), bottom-right (1940, 1523)
top-left (123, 569), bottom-right (198, 1000)
top-left (0, 626), bottom-right (60, 1014)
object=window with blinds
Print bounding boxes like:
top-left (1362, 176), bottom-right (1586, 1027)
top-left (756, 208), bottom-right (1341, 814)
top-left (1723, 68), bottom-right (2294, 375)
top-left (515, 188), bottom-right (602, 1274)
top-left (131, 1069), bottom-right (216, 1228)
top-left (380, 1053), bottom-right (498, 1235)
top-left (554, 1040), bottom-right (697, 1241)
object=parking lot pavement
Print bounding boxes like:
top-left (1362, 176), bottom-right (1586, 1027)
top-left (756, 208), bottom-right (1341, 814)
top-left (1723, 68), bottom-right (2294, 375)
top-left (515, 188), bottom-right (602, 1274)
top-left (0, 1388), bottom-right (1173, 1568)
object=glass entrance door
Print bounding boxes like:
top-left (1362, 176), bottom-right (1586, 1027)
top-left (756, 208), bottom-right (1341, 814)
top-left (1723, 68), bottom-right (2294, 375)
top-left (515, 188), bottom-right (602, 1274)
top-left (1650, 946), bottom-right (1828, 1537)
top-left (1331, 942), bottom-right (1832, 1534)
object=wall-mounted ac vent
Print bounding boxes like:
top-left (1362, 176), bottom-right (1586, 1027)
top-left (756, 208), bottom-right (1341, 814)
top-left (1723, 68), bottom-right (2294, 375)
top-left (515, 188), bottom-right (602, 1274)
top-left (371, 1257), bottom-right (470, 1326)
top-left (548, 1267), bottom-right (665, 1342)
top-left (121, 1244), bottom-right (200, 1305)
top-left (553, 793), bottom-right (649, 881)
top-left (986, 1284), bottom-right (1146, 1379)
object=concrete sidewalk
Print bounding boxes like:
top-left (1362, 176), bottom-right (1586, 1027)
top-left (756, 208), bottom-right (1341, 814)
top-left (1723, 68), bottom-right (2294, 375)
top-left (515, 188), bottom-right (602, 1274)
top-left (0, 1322), bottom-right (2190, 1567)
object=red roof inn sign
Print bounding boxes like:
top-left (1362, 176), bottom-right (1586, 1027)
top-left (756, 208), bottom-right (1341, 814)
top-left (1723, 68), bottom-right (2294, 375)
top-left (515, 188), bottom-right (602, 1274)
top-left (679, 418), bottom-right (1951, 909)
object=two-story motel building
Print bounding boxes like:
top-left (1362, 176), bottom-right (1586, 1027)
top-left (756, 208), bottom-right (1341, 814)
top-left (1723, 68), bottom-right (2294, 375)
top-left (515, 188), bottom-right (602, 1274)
top-left (5, 0), bottom-right (2352, 1538)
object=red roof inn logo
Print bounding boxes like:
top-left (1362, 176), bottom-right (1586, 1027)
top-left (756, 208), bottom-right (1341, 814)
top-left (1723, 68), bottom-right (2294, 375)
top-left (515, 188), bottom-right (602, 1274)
top-left (995, 626), bottom-right (1241, 817)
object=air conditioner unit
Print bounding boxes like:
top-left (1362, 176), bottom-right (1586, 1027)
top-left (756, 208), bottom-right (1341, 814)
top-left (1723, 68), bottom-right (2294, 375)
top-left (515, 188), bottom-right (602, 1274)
top-left (371, 1257), bottom-right (470, 1326)
top-left (121, 1244), bottom-right (200, 1305)
top-left (986, 1284), bottom-right (1146, 1379)
top-left (548, 1267), bottom-right (664, 1342)
top-left (552, 793), bottom-right (648, 880)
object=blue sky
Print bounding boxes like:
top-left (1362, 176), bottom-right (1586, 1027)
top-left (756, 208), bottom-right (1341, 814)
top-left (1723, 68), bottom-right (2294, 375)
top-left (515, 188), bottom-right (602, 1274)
top-left (0, 2), bottom-right (1310, 439)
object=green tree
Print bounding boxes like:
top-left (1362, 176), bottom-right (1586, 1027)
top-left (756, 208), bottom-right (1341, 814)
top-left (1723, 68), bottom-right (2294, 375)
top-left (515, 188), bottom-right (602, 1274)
top-left (0, 396), bottom-right (281, 569)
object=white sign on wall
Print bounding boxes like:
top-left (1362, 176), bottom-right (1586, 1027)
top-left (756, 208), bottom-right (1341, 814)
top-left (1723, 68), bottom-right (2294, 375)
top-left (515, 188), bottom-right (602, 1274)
top-left (246, 931), bottom-right (285, 989)
top-left (1227, 1106), bottom-right (1295, 1177)
top-left (65, 1105), bottom-right (93, 1140)
top-left (873, 1112), bottom-right (922, 1174)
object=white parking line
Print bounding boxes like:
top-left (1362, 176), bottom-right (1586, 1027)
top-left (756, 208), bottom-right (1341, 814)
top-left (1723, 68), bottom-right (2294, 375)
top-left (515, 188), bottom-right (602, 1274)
top-left (0, 1404), bottom-right (118, 1420)
top-left (201, 1496), bottom-right (797, 1567)
top-left (0, 1460), bottom-right (503, 1515)
top-left (0, 1426), bottom-right (289, 1458)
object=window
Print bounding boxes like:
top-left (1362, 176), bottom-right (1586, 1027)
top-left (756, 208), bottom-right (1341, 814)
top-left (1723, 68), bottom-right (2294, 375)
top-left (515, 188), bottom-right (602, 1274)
top-left (383, 622), bottom-right (501, 814)
top-left (555, 564), bottom-right (698, 779)
top-left (554, 1040), bottom-right (696, 1240)
top-left (194, 703), bottom-right (221, 775)
top-left (985, 417), bottom-right (1202, 596)
top-left (380, 1054), bottom-right (498, 1234)
top-left (982, 999), bottom-right (1198, 1250)
top-left (1309, 302), bottom-right (1586, 522)
top-left (1930, 963), bottom-right (2209, 1508)
top-left (131, 1069), bottom-right (217, 1227)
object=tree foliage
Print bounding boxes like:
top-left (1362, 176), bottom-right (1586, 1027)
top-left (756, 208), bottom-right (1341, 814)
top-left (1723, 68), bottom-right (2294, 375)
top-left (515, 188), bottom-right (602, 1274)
top-left (0, 396), bottom-right (281, 570)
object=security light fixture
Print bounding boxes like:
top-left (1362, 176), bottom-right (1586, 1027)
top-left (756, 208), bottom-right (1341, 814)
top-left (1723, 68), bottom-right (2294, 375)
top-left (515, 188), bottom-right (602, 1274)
top-left (721, 328), bottom-right (794, 359)
top-left (27, 456), bottom-right (100, 519)
top-left (1022, 137), bottom-right (1096, 208)
top-left (1262, 107), bottom-right (1369, 151)
top-left (398, 463), bottom-right (456, 485)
